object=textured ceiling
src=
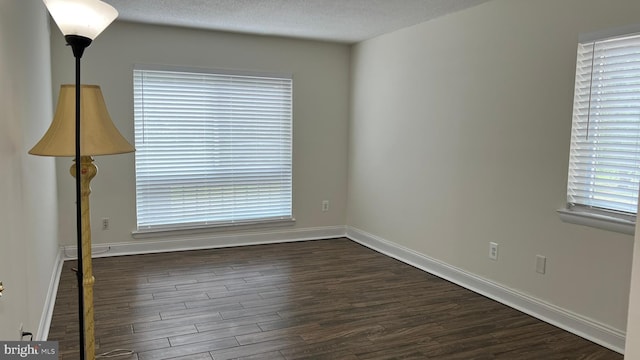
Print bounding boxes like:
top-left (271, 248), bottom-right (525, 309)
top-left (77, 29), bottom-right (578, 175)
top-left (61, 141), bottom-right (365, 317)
top-left (103, 0), bottom-right (492, 43)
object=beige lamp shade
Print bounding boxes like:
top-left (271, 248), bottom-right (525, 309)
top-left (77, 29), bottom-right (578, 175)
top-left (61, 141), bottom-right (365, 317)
top-left (30, 84), bottom-right (134, 156)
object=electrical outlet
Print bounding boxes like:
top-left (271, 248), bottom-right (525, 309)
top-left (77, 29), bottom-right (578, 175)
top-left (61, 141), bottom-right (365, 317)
top-left (322, 200), bottom-right (329, 212)
top-left (536, 255), bottom-right (546, 274)
top-left (489, 242), bottom-right (498, 261)
top-left (102, 217), bottom-right (110, 231)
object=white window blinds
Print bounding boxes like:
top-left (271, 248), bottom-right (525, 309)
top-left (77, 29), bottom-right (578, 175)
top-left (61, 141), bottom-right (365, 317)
top-left (567, 33), bottom-right (640, 215)
top-left (133, 68), bottom-right (293, 231)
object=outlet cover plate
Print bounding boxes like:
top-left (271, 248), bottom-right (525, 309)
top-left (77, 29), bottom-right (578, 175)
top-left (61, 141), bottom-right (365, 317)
top-left (489, 242), bottom-right (498, 261)
top-left (536, 255), bottom-right (546, 274)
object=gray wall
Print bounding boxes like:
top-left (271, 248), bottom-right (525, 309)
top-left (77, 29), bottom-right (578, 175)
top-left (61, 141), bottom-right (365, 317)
top-left (0, 0), bottom-right (59, 340)
top-left (50, 21), bottom-right (351, 247)
top-left (348, 0), bottom-right (640, 334)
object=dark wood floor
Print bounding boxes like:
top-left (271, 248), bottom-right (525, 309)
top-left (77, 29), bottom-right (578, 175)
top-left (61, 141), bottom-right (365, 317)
top-left (49, 238), bottom-right (622, 360)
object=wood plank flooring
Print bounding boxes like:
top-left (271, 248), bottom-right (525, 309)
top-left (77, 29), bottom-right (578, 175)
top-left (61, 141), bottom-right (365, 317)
top-left (48, 238), bottom-right (622, 359)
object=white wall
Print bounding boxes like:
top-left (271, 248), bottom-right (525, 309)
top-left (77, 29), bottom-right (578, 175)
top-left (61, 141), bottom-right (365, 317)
top-left (626, 217), bottom-right (640, 357)
top-left (349, 0), bottom-right (640, 335)
top-left (39, 0), bottom-right (640, 351)
top-left (50, 22), bottom-right (350, 248)
top-left (0, 0), bottom-right (59, 340)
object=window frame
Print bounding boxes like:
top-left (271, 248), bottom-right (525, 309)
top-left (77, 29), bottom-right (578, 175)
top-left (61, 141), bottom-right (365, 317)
top-left (132, 64), bottom-right (295, 235)
top-left (560, 25), bottom-right (640, 235)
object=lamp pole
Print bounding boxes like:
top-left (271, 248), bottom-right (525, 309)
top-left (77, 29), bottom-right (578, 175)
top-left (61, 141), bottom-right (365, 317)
top-left (67, 34), bottom-right (92, 360)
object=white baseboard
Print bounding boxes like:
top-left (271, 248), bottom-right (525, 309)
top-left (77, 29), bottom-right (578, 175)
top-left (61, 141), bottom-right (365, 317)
top-left (37, 248), bottom-right (64, 340)
top-left (346, 226), bottom-right (626, 354)
top-left (62, 225), bottom-right (347, 260)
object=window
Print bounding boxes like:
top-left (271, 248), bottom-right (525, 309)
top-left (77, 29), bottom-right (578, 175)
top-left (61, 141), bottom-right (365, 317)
top-left (133, 67), bottom-right (293, 231)
top-left (566, 32), bottom-right (640, 221)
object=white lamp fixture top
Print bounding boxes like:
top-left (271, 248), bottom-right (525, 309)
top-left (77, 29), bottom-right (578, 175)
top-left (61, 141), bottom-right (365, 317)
top-left (43, 0), bottom-right (118, 40)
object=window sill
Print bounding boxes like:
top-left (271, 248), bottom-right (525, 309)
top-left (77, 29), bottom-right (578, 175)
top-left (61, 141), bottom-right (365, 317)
top-left (132, 218), bottom-right (296, 239)
top-left (556, 208), bottom-right (635, 235)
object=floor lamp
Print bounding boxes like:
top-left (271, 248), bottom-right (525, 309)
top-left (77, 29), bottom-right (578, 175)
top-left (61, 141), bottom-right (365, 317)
top-left (30, 1), bottom-right (130, 359)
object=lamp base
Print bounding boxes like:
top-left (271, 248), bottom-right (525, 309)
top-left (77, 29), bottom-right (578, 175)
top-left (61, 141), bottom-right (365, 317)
top-left (70, 156), bottom-right (97, 360)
